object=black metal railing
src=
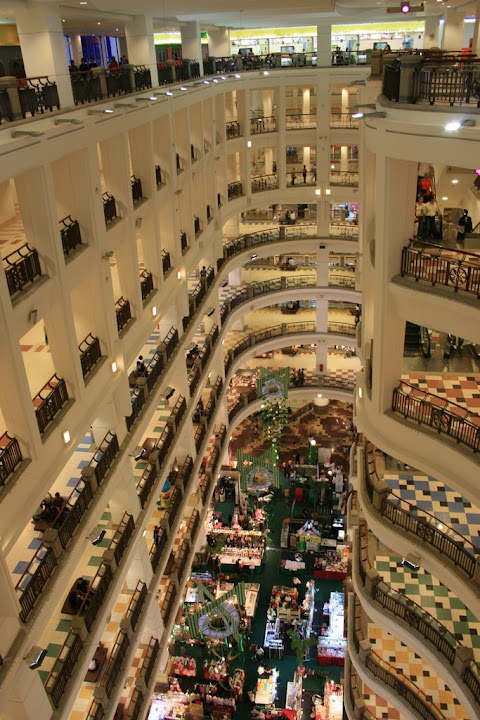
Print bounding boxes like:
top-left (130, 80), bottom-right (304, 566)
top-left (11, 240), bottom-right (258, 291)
top-left (251, 174), bottom-right (279, 193)
top-left (140, 269), bottom-right (154, 301)
top-left (285, 112), bottom-right (317, 129)
top-left (58, 477), bottom-right (94, 550)
top-left (149, 528), bottom-right (167, 572)
top-left (19, 76), bottom-right (60, 117)
top-left (250, 115), bottom-right (276, 133)
top-left (33, 374), bottom-right (69, 435)
top-left (115, 296), bottom-right (132, 333)
top-left (0, 432), bottom-right (23, 486)
top-left (71, 72), bottom-right (103, 105)
top-left (125, 581), bottom-right (147, 632)
top-left (16, 545), bottom-right (56, 622)
top-left (176, 153), bottom-right (183, 172)
top-left (330, 112), bottom-right (359, 129)
top-left (78, 333), bottom-right (102, 378)
top-left (194, 215), bottom-right (201, 235)
top-left (134, 65), bottom-right (152, 91)
top-left (109, 512), bottom-right (135, 566)
top-left (103, 192), bottom-right (117, 224)
top-left (181, 231), bottom-right (188, 253)
top-left (137, 461), bottom-right (158, 508)
top-left (44, 631), bottom-right (83, 707)
top-left (0, 88), bottom-right (13, 123)
top-left (86, 701), bottom-right (105, 720)
top-left (59, 216), bottom-right (82, 256)
top-left (89, 430), bottom-right (119, 485)
top-left (392, 381), bottom-right (480, 453)
top-left (415, 62), bottom-right (480, 107)
top-left (131, 175), bottom-right (143, 203)
top-left (364, 443), bottom-right (477, 578)
top-left (3, 243), bottom-right (42, 297)
top-left (401, 240), bottom-right (480, 298)
top-left (226, 121), bottom-right (241, 139)
top-left (101, 630), bottom-right (130, 698)
top-left (162, 250), bottom-right (172, 276)
top-left (126, 386), bottom-right (146, 431)
top-left (227, 181), bottom-right (243, 200)
top-left (155, 165), bottom-right (163, 186)
top-left (330, 170), bottom-right (359, 187)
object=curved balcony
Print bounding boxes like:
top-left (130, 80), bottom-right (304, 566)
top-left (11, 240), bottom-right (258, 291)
top-left (357, 441), bottom-right (480, 619)
top-left (352, 525), bottom-right (480, 717)
top-left (348, 594), bottom-right (448, 720)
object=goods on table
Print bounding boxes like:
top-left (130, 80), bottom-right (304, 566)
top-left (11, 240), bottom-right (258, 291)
top-left (171, 657), bottom-right (197, 676)
top-left (269, 585), bottom-right (300, 623)
top-left (317, 592), bottom-right (346, 666)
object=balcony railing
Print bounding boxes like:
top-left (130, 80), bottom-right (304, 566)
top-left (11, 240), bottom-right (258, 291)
top-left (392, 380), bottom-right (480, 454)
top-left (78, 333), bottom-right (102, 378)
top-left (44, 630), bottom-right (83, 708)
top-left (19, 76), bottom-right (60, 117)
top-left (126, 385), bottom-right (147, 431)
top-left (115, 296), bottom-right (132, 333)
top-left (15, 545), bottom-right (56, 622)
top-left (88, 430), bottom-right (119, 485)
top-left (181, 231), bottom-right (188, 253)
top-left (86, 701), bottom-right (105, 720)
top-left (0, 432), bottom-right (23, 486)
top-left (400, 240), bottom-right (480, 299)
top-left (140, 637), bottom-right (160, 688)
top-left (33, 374), bottom-right (69, 435)
top-left (131, 175), bottom-right (143, 204)
top-left (176, 153), bottom-right (183, 173)
top-left (251, 174), bottom-right (279, 193)
top-left (79, 561), bottom-right (114, 632)
top-left (3, 243), bottom-right (42, 297)
top-left (109, 512), bottom-right (135, 566)
top-left (160, 580), bottom-right (177, 623)
top-left (137, 461), bottom-right (158, 508)
top-left (101, 629), bottom-right (130, 699)
top-left (226, 121), bottom-right (241, 139)
top-left (103, 192), bottom-right (117, 225)
top-left (330, 112), bottom-right (359, 129)
top-left (125, 581), bottom-right (147, 632)
top-left (125, 688), bottom-right (144, 720)
top-left (140, 269), bottom-right (154, 301)
top-left (58, 476), bottom-right (94, 550)
top-left (194, 424), bottom-right (206, 452)
top-left (59, 216), bottom-right (82, 256)
top-left (162, 250), bottom-right (172, 277)
top-left (330, 170), bottom-right (359, 187)
top-left (285, 112), bottom-right (317, 129)
top-left (228, 181), bottom-right (243, 200)
top-left (250, 116), bottom-right (276, 134)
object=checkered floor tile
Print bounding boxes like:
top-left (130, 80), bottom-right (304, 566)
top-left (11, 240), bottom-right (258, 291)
top-left (381, 469), bottom-right (480, 552)
top-left (374, 555), bottom-right (480, 663)
top-left (0, 203), bottom-right (27, 257)
top-left (401, 373), bottom-right (480, 413)
top-left (367, 622), bottom-right (467, 719)
top-left (363, 682), bottom-right (405, 720)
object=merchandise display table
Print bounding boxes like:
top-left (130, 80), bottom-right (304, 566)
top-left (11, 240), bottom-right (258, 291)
top-left (255, 669), bottom-right (278, 705)
top-left (171, 657), bottom-right (197, 677)
top-left (317, 591), bottom-right (346, 666)
top-left (269, 585), bottom-right (300, 623)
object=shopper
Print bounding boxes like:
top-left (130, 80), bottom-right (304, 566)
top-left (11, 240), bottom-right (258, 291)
top-left (302, 165), bottom-right (307, 183)
top-left (423, 194), bottom-right (441, 240)
top-left (457, 208), bottom-right (473, 242)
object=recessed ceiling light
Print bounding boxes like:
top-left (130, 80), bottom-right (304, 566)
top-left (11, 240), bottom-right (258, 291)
top-left (80, 1), bottom-right (87, 3)
top-left (62, 19), bottom-right (65, 22)
top-left (116, 28), bottom-right (119, 31)
top-left (451, 179), bottom-right (459, 184)
top-left (97, 21), bottom-right (101, 25)
top-left (445, 120), bottom-right (460, 131)
top-left (442, 196), bottom-right (448, 200)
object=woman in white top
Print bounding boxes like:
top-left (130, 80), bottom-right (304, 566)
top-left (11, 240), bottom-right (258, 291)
top-left (423, 194), bottom-right (441, 240)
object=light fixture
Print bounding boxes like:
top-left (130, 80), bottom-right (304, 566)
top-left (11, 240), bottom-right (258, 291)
top-left (325, 188), bottom-right (331, 195)
top-left (163, 91), bottom-right (173, 96)
top-left (177, 271), bottom-right (182, 280)
top-left (359, 387), bottom-right (363, 399)
top-left (180, 86), bottom-right (188, 91)
top-left (349, 103), bottom-right (376, 111)
top-left (152, 305), bottom-right (157, 316)
top-left (315, 189), bottom-right (321, 196)
top-left (331, 164), bottom-right (335, 170)
top-left (114, 102), bottom-right (137, 109)
top-left (63, 430), bottom-right (71, 444)
top-left (247, 140), bottom-right (252, 148)
top-left (87, 108), bottom-right (114, 115)
top-left (442, 196), bottom-right (448, 201)
top-left (451, 179), bottom-right (459, 184)
top-left (401, 2), bottom-right (410, 13)
top-left (263, 71), bottom-right (269, 76)
top-left (203, 80), bottom-right (210, 84)
top-left (309, 438), bottom-right (316, 446)
top-left (235, 74), bottom-right (241, 78)
top-left (97, 21), bottom-right (101, 25)
top-left (352, 112), bottom-right (364, 119)
top-left (445, 121), bottom-right (461, 132)
top-left (111, 361), bottom-right (117, 373)
top-left (251, 254), bottom-right (258, 259)
top-left (206, 307), bottom-right (215, 317)
top-left (317, 393), bottom-right (323, 398)
top-left (352, 111), bottom-right (386, 120)
top-left (212, 78), bottom-right (219, 83)
top-left (142, 529), bottom-right (147, 537)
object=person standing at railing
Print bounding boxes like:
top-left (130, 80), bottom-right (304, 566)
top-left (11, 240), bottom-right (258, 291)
top-left (109, 57), bottom-right (120, 75)
top-left (302, 165), bottom-right (307, 184)
top-left (415, 195), bottom-right (426, 239)
top-left (79, 57), bottom-right (89, 73)
top-left (424, 194), bottom-right (442, 240)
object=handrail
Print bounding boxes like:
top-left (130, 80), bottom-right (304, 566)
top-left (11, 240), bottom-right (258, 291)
top-left (364, 443), bottom-right (477, 579)
top-left (107, 511), bottom-right (135, 565)
top-left (0, 431), bottom-right (23, 485)
top-left (2, 242), bottom-right (42, 295)
top-left (407, 238), bottom-right (480, 262)
top-left (125, 580), bottom-right (147, 631)
top-left (401, 241), bottom-right (480, 298)
top-left (44, 630), bottom-right (83, 707)
top-left (393, 380), bottom-right (480, 453)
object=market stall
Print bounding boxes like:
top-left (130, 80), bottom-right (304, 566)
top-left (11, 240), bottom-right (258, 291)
top-left (317, 591), bottom-right (346, 666)
top-left (268, 585), bottom-right (300, 623)
top-left (255, 668), bottom-right (279, 705)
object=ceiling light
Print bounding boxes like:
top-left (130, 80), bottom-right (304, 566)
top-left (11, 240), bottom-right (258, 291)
top-left (315, 189), bottom-right (321, 196)
top-left (212, 78), bottom-right (219, 83)
top-left (111, 361), bottom-right (117, 373)
top-left (180, 86), bottom-right (188, 91)
top-left (325, 188), bottom-right (331, 195)
top-left (203, 80), bottom-right (210, 84)
top-left (80, 1), bottom-right (87, 4)
top-left (235, 74), bottom-right (241, 78)
top-left (152, 306), bottom-right (157, 316)
top-left (63, 430), bottom-right (71, 444)
top-left (177, 271), bottom-right (182, 280)
top-left (149, 95), bottom-right (158, 100)
top-left (331, 164), bottom-right (335, 169)
top-left (317, 393), bottom-right (322, 398)
top-left (401, 2), bottom-right (410, 13)
top-left (263, 71), bottom-right (269, 76)
top-left (442, 196), bottom-right (448, 201)
top-left (451, 179), bottom-right (459, 184)
top-left (247, 140), bottom-right (252, 147)
top-left (352, 112), bottom-right (364, 119)
top-left (97, 21), bottom-right (101, 25)
top-left (445, 120), bottom-right (460, 131)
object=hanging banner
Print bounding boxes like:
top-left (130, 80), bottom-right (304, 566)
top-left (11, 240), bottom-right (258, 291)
top-left (237, 447), bottom-right (280, 492)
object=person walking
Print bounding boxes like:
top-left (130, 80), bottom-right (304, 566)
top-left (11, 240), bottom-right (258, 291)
top-left (423, 194), bottom-right (441, 241)
top-left (302, 165), bottom-right (307, 183)
top-left (457, 209), bottom-right (473, 242)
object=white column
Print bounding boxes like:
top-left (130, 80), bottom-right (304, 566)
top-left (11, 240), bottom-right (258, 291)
top-left (424, 17), bottom-right (441, 48)
top-left (263, 89), bottom-right (272, 117)
top-left (316, 23), bottom-right (332, 67)
top-left (442, 9), bottom-right (465, 50)
top-left (125, 14), bottom-right (157, 85)
top-left (471, 0), bottom-right (480, 54)
top-left (341, 88), bottom-right (349, 113)
top-left (70, 34), bottom-right (82, 65)
top-left (265, 147), bottom-right (273, 175)
top-left (316, 298), bottom-right (328, 332)
top-left (15, 4), bottom-right (73, 109)
top-left (208, 28), bottom-right (230, 57)
top-left (316, 248), bottom-right (329, 286)
top-left (340, 146), bottom-right (349, 172)
top-left (302, 88), bottom-right (310, 115)
top-left (181, 21), bottom-right (204, 76)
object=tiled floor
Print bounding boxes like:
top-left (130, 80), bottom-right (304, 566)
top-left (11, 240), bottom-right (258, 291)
top-left (401, 372), bottom-right (480, 413)
top-left (374, 555), bottom-right (480, 663)
top-left (366, 622), bottom-right (467, 719)
top-left (363, 683), bottom-right (405, 720)
top-left (0, 203), bottom-right (27, 258)
top-left (381, 468), bottom-right (480, 552)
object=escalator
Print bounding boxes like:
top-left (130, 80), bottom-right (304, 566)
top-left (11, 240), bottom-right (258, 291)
top-left (404, 322), bottom-right (431, 358)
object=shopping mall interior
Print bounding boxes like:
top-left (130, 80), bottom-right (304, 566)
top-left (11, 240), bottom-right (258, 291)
top-left (0, 2), bottom-right (479, 720)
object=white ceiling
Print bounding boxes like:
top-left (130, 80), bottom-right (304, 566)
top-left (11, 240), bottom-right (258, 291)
top-left (0, 0), bottom-right (476, 37)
